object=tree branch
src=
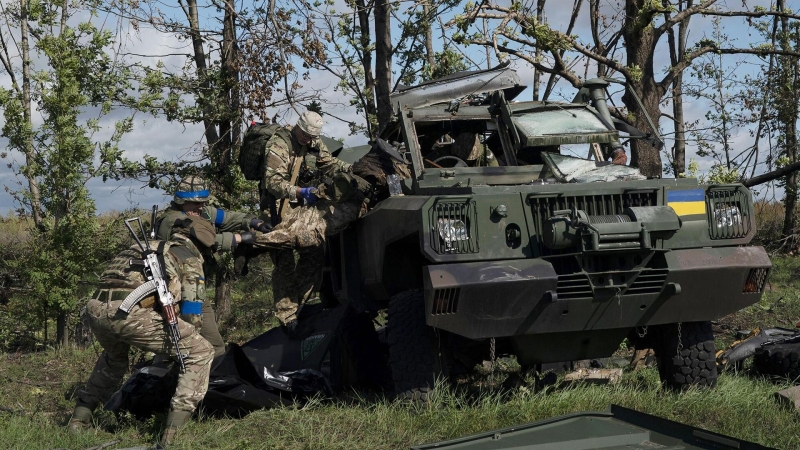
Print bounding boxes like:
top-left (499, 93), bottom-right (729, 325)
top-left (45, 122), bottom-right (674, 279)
top-left (744, 161), bottom-right (800, 187)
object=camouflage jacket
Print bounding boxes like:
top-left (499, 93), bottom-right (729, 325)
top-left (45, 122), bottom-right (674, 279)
top-left (97, 237), bottom-right (206, 327)
top-left (261, 126), bottom-right (352, 200)
top-left (474, 146), bottom-right (499, 167)
top-left (156, 203), bottom-right (255, 253)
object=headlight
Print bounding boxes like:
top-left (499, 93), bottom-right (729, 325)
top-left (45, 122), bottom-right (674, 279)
top-left (437, 218), bottom-right (469, 251)
top-left (714, 205), bottom-right (742, 228)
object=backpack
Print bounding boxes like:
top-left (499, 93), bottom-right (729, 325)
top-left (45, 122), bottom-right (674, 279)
top-left (238, 122), bottom-right (283, 181)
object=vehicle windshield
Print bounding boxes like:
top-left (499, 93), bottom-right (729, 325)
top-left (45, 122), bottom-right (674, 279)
top-left (410, 104), bottom-right (621, 173)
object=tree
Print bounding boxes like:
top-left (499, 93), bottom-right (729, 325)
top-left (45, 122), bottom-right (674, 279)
top-left (242, 0), bottom-right (465, 138)
top-left (0, 0), bottom-right (134, 345)
top-left (117, 0), bottom-right (258, 321)
top-left (451, 1), bottom-right (800, 178)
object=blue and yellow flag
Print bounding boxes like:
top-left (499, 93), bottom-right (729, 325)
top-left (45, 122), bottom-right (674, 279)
top-left (667, 189), bottom-right (706, 216)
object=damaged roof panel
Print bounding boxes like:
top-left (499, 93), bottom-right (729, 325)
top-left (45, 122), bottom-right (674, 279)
top-left (390, 63), bottom-right (525, 111)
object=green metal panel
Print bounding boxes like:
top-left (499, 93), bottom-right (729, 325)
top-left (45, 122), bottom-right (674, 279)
top-left (411, 405), bottom-right (775, 449)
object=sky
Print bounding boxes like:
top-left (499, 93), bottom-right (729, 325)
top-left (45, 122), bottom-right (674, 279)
top-left (0, 0), bottom-right (794, 215)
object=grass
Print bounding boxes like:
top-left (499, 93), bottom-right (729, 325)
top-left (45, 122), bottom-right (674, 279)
top-left (3, 208), bottom-right (800, 448)
top-left (1, 352), bottom-right (800, 449)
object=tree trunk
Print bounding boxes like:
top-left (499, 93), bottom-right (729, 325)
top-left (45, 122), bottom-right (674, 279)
top-left (671, 74), bottom-right (686, 176)
top-left (667, 2), bottom-right (691, 176)
top-left (532, 0), bottom-right (544, 100)
top-left (216, 0), bottom-right (239, 182)
top-left (19, 0), bottom-right (43, 228)
top-left (423, 0), bottom-right (434, 71)
top-left (356, 0), bottom-right (377, 137)
top-left (57, 312), bottom-right (68, 347)
top-left (623, 0), bottom-right (663, 178)
top-left (186, 0), bottom-right (221, 148)
top-left (374, 0), bottom-right (392, 132)
top-left (778, 0), bottom-right (799, 245)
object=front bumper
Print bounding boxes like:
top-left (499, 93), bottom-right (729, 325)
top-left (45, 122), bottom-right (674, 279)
top-left (423, 246), bottom-right (771, 339)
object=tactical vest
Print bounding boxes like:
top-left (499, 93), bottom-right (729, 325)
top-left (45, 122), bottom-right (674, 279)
top-left (97, 240), bottom-right (205, 324)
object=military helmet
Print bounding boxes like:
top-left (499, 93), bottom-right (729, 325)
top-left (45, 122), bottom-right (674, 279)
top-left (173, 175), bottom-right (210, 205)
top-left (296, 111), bottom-right (324, 137)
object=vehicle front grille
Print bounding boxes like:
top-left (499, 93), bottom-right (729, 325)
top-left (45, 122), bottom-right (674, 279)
top-left (743, 268), bottom-right (769, 294)
top-left (530, 192), bottom-right (657, 255)
top-left (556, 274), bottom-right (593, 300)
top-left (624, 269), bottom-right (668, 295)
top-left (428, 199), bottom-right (478, 254)
top-left (706, 188), bottom-right (751, 239)
top-left (431, 288), bottom-right (460, 315)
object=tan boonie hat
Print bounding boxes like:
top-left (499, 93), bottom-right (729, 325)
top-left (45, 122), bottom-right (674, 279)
top-left (452, 132), bottom-right (482, 161)
top-left (297, 111), bottom-right (324, 137)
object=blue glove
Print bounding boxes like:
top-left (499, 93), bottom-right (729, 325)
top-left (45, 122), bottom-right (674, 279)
top-left (298, 187), bottom-right (318, 205)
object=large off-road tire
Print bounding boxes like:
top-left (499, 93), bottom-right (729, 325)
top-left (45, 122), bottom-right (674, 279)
top-left (387, 290), bottom-right (445, 401)
top-left (653, 321), bottom-right (718, 390)
top-left (753, 343), bottom-right (800, 381)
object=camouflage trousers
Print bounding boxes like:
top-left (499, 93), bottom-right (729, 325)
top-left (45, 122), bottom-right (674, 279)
top-left (254, 199), bottom-right (362, 250)
top-left (78, 295), bottom-right (214, 412)
top-left (271, 246), bottom-right (324, 325)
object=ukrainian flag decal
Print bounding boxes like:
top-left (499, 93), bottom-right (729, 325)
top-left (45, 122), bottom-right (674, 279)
top-left (667, 189), bottom-right (706, 216)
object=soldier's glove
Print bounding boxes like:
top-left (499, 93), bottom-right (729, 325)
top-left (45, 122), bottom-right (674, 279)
top-left (298, 187), bottom-right (319, 205)
top-left (249, 218), bottom-right (273, 233)
top-left (239, 232), bottom-right (256, 245)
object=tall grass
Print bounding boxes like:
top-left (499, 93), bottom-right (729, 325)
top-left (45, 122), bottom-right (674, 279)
top-left (1, 350), bottom-right (798, 449)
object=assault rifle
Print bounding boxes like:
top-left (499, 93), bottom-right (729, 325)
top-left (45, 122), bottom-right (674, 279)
top-left (119, 217), bottom-right (187, 373)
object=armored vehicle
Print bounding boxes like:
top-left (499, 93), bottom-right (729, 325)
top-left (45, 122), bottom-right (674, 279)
top-left (327, 64), bottom-right (771, 398)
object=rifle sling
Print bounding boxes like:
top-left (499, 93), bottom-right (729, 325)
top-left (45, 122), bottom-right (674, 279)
top-left (278, 146), bottom-right (307, 218)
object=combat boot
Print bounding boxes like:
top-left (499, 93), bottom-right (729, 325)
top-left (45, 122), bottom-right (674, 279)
top-left (159, 410), bottom-right (192, 448)
top-left (67, 404), bottom-right (93, 432)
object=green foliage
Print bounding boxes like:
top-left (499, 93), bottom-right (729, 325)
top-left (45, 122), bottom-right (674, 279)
top-left (626, 64), bottom-right (643, 83)
top-left (0, 0), bottom-right (137, 343)
top-left (520, 21), bottom-right (572, 53)
top-left (681, 159), bottom-right (740, 184)
top-left (682, 17), bottom-right (752, 177)
top-left (420, 48), bottom-right (469, 83)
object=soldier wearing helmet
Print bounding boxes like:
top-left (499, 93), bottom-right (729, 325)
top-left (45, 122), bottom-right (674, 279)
top-left (155, 174), bottom-right (272, 357)
top-left (257, 111), bottom-right (362, 336)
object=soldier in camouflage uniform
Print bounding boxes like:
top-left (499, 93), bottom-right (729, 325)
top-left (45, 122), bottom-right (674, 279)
top-left (68, 217), bottom-right (216, 447)
top-left (155, 175), bottom-right (271, 356)
top-left (255, 111), bottom-right (361, 330)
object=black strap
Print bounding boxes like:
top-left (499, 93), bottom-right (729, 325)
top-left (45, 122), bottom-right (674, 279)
top-left (156, 240), bottom-right (170, 284)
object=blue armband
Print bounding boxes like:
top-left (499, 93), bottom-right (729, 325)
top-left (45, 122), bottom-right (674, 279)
top-left (214, 209), bottom-right (225, 227)
top-left (181, 301), bottom-right (203, 315)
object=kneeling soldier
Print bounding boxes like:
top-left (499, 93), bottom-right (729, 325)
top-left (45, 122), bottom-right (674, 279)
top-left (68, 217), bottom-right (217, 447)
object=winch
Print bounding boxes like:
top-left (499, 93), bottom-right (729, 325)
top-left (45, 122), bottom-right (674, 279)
top-left (542, 206), bottom-right (681, 251)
